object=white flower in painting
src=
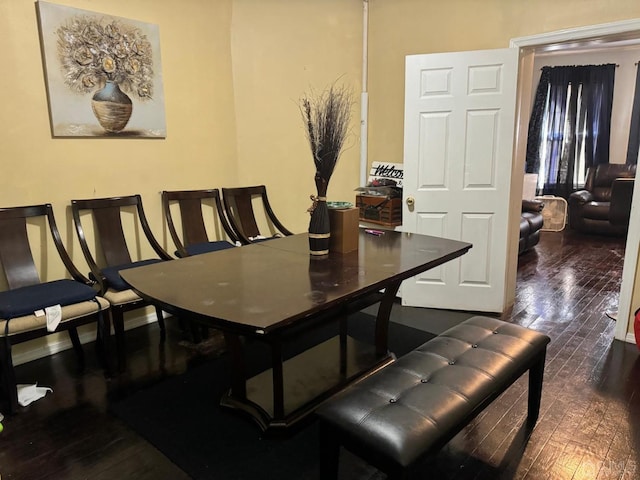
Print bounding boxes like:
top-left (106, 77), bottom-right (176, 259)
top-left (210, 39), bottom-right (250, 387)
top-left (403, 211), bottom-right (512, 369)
top-left (56, 15), bottom-right (154, 101)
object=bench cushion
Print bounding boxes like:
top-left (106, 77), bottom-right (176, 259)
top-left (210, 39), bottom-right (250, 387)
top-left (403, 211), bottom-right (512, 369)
top-left (316, 316), bottom-right (550, 468)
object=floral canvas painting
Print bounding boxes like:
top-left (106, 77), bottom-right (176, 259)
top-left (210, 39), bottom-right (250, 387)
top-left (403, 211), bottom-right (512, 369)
top-left (37, 1), bottom-right (166, 137)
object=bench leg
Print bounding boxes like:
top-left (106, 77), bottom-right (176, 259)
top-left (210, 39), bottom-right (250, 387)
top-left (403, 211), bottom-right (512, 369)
top-left (527, 348), bottom-right (547, 427)
top-left (319, 421), bottom-right (340, 479)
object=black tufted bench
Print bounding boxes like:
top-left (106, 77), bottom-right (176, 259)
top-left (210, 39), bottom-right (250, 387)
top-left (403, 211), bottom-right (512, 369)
top-left (316, 316), bottom-right (551, 479)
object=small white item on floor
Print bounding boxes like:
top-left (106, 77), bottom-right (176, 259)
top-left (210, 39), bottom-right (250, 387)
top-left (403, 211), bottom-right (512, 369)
top-left (17, 384), bottom-right (53, 407)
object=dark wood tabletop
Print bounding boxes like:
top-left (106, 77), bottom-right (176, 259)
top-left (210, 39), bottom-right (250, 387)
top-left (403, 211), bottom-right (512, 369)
top-left (120, 230), bottom-right (472, 336)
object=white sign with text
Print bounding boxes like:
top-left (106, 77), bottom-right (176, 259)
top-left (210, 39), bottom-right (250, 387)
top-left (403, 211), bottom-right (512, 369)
top-left (368, 162), bottom-right (403, 187)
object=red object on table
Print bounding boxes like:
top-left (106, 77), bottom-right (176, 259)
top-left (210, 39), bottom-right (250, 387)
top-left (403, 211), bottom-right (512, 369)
top-left (634, 308), bottom-right (640, 350)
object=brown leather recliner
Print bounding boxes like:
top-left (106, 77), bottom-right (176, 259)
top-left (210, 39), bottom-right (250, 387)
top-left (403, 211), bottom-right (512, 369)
top-left (568, 164), bottom-right (636, 236)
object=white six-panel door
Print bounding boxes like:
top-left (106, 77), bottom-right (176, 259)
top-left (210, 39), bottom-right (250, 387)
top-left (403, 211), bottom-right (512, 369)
top-left (401, 48), bottom-right (519, 312)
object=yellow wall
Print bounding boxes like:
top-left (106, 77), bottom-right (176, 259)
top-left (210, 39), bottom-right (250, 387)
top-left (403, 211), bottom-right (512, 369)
top-left (230, 0), bottom-right (363, 233)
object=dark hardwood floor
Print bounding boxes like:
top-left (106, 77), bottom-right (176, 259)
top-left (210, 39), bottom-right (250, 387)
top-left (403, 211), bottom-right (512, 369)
top-left (0, 229), bottom-right (638, 479)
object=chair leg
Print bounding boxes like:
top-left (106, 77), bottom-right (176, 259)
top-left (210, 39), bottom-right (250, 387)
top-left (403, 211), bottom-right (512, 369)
top-left (67, 327), bottom-right (85, 371)
top-left (111, 308), bottom-right (127, 372)
top-left (0, 340), bottom-right (18, 414)
top-left (527, 349), bottom-right (547, 427)
top-left (155, 306), bottom-right (166, 342)
top-left (94, 311), bottom-right (113, 377)
top-left (189, 320), bottom-right (202, 343)
top-left (200, 325), bottom-right (210, 340)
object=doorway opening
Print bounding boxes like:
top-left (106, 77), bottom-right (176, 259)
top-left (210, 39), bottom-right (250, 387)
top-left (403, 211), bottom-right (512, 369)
top-left (511, 19), bottom-right (640, 342)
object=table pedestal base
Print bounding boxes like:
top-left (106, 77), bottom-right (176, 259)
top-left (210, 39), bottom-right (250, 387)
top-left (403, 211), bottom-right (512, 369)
top-left (220, 335), bottom-right (394, 432)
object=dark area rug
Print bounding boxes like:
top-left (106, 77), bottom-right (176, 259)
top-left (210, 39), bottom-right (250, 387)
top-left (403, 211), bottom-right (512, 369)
top-left (110, 313), bottom-right (435, 480)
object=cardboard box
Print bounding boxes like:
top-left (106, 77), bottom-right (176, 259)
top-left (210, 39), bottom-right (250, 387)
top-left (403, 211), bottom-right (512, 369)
top-left (329, 207), bottom-right (359, 253)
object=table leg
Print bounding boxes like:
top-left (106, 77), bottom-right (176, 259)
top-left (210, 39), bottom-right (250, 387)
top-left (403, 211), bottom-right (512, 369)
top-left (375, 280), bottom-right (402, 356)
top-left (339, 313), bottom-right (348, 375)
top-left (223, 332), bottom-right (246, 398)
top-left (271, 340), bottom-right (285, 419)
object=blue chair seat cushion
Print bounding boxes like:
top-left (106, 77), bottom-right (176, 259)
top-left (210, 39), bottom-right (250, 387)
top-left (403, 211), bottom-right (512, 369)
top-left (95, 259), bottom-right (164, 291)
top-left (183, 241), bottom-right (236, 257)
top-left (0, 279), bottom-right (97, 319)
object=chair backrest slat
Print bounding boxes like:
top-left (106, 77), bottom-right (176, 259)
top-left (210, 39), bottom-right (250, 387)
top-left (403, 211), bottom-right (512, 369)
top-left (93, 206), bottom-right (132, 266)
top-left (0, 216), bottom-right (40, 289)
top-left (178, 197), bottom-right (209, 246)
top-left (230, 192), bottom-right (260, 239)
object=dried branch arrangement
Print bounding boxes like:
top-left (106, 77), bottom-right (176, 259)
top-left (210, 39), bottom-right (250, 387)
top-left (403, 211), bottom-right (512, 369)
top-left (300, 82), bottom-right (353, 255)
top-left (301, 83), bottom-right (353, 189)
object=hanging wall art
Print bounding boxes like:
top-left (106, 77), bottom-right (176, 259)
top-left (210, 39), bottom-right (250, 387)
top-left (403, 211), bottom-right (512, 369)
top-left (37, 1), bottom-right (167, 137)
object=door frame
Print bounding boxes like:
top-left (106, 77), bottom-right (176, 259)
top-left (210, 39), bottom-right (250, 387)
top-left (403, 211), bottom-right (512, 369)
top-left (510, 19), bottom-right (640, 343)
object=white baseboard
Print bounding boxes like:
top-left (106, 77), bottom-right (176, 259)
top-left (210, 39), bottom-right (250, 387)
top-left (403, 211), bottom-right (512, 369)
top-left (626, 332), bottom-right (636, 345)
top-left (11, 311), bottom-right (161, 367)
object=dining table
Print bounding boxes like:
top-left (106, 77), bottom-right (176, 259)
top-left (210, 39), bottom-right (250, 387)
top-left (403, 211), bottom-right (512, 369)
top-left (120, 229), bottom-right (472, 432)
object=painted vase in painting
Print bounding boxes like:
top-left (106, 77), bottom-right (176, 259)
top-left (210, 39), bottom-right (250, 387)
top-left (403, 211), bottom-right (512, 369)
top-left (91, 81), bottom-right (133, 133)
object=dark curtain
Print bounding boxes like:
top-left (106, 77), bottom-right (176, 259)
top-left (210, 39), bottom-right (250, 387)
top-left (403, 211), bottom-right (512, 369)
top-left (548, 66), bottom-right (575, 198)
top-left (525, 68), bottom-right (551, 175)
top-left (525, 64), bottom-right (616, 198)
top-left (583, 64), bottom-right (616, 168)
top-left (626, 63), bottom-right (640, 165)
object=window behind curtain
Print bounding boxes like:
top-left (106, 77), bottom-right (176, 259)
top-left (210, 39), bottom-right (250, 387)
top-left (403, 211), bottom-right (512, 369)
top-left (525, 64), bottom-right (616, 198)
top-left (537, 83), bottom-right (588, 189)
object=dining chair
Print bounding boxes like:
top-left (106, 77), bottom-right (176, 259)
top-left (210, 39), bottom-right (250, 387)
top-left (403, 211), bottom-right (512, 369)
top-left (162, 189), bottom-right (238, 257)
top-left (221, 185), bottom-right (293, 244)
top-left (71, 195), bottom-right (172, 371)
top-left (0, 204), bottom-right (110, 413)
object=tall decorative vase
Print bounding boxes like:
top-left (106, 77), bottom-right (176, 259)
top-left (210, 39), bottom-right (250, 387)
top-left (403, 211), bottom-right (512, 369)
top-left (308, 174), bottom-right (330, 256)
top-left (91, 81), bottom-right (133, 133)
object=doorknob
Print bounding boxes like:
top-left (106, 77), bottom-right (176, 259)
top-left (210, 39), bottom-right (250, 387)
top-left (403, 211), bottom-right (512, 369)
top-left (406, 196), bottom-right (415, 210)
